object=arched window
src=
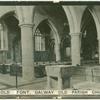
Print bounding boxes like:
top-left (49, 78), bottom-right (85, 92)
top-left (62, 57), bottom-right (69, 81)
top-left (0, 23), bottom-right (8, 51)
top-left (35, 28), bottom-right (45, 51)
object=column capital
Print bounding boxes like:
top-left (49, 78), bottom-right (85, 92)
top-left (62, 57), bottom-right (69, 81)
top-left (19, 23), bottom-right (35, 28)
top-left (70, 32), bottom-right (81, 36)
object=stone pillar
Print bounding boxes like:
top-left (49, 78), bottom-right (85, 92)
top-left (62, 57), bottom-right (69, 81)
top-left (19, 23), bottom-right (34, 81)
top-left (55, 43), bottom-right (61, 62)
top-left (71, 33), bottom-right (81, 66)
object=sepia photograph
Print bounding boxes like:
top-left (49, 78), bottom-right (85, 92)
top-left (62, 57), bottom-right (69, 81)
top-left (0, 1), bottom-right (100, 99)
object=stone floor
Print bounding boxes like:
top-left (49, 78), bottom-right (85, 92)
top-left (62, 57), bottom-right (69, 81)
top-left (0, 70), bottom-right (99, 90)
top-left (0, 73), bottom-right (47, 90)
top-left (0, 68), bottom-right (100, 99)
top-left (0, 74), bottom-right (48, 99)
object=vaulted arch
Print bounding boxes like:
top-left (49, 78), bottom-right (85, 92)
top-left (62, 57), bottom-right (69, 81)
top-left (80, 7), bottom-right (99, 64)
top-left (33, 19), bottom-right (61, 62)
top-left (33, 5), bottom-right (71, 62)
top-left (1, 11), bottom-right (21, 63)
top-left (62, 6), bottom-right (79, 33)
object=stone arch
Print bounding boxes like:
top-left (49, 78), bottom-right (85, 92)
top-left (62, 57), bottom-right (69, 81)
top-left (33, 19), bottom-right (61, 61)
top-left (0, 11), bottom-right (20, 35)
top-left (33, 19), bottom-right (60, 45)
top-left (89, 8), bottom-right (100, 40)
top-left (62, 6), bottom-right (79, 33)
top-left (33, 5), bottom-right (71, 62)
top-left (0, 9), bottom-right (17, 19)
top-left (0, 11), bottom-right (19, 41)
top-left (1, 11), bottom-right (21, 63)
top-left (80, 7), bottom-right (100, 63)
top-left (0, 10), bottom-right (18, 30)
top-left (80, 7), bottom-right (100, 39)
top-left (33, 17), bottom-right (47, 36)
top-left (46, 19), bottom-right (60, 44)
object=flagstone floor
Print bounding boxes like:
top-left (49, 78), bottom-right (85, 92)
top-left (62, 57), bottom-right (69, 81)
top-left (0, 72), bottom-right (100, 99)
top-left (0, 73), bottom-right (47, 90)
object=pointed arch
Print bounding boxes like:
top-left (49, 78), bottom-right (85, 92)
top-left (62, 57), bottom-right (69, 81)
top-left (80, 7), bottom-right (100, 63)
top-left (33, 19), bottom-right (60, 45)
top-left (62, 6), bottom-right (79, 33)
top-left (80, 7), bottom-right (100, 40)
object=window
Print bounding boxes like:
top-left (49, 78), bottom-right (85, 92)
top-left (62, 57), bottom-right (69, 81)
top-left (0, 23), bottom-right (8, 51)
top-left (35, 28), bottom-right (45, 51)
